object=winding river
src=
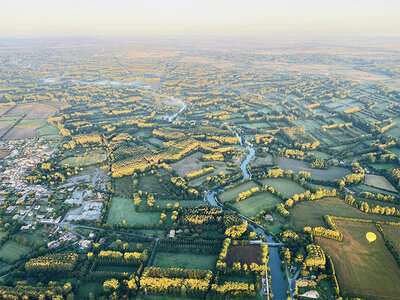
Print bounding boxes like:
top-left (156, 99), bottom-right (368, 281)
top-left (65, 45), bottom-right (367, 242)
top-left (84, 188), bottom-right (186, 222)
top-left (204, 132), bottom-right (287, 300)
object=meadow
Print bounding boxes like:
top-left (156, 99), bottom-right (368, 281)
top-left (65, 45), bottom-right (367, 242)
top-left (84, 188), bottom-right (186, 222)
top-left (380, 224), bottom-right (400, 255)
top-left (364, 174), bottom-right (398, 193)
top-left (317, 219), bottom-right (400, 299)
top-left (152, 252), bottom-right (217, 270)
top-left (0, 240), bottom-right (31, 263)
top-left (232, 192), bottom-right (281, 217)
top-left (260, 178), bottom-right (306, 198)
top-left (218, 181), bottom-right (260, 203)
top-left (107, 197), bottom-right (161, 225)
top-left (60, 150), bottom-right (106, 167)
top-left (277, 157), bottom-right (351, 180)
top-left (289, 197), bottom-right (400, 230)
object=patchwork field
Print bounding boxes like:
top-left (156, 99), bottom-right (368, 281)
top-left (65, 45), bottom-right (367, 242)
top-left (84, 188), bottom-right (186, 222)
top-left (218, 181), bottom-right (260, 202)
top-left (232, 192), bottom-right (281, 217)
top-left (364, 174), bottom-right (398, 193)
top-left (260, 178), bottom-right (306, 198)
top-left (107, 197), bottom-right (161, 225)
top-left (290, 197), bottom-right (399, 230)
top-left (317, 219), bottom-right (400, 300)
top-left (152, 252), bottom-right (217, 270)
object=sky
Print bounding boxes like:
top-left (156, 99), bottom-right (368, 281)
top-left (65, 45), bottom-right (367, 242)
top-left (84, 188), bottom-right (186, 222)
top-left (0, 0), bottom-right (399, 36)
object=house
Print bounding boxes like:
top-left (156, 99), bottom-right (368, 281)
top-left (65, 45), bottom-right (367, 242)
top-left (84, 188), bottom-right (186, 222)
top-left (47, 241), bottom-right (59, 249)
top-left (79, 239), bottom-right (91, 249)
top-left (298, 290), bottom-right (319, 299)
top-left (168, 229), bottom-right (176, 238)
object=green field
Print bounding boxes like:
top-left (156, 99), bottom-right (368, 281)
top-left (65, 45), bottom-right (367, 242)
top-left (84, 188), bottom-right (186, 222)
top-left (0, 240), bottom-right (31, 263)
top-left (250, 154), bottom-right (274, 166)
top-left (380, 224), bottom-right (400, 255)
top-left (277, 157), bottom-right (351, 180)
top-left (260, 178), bottom-right (306, 198)
top-left (114, 175), bottom-right (134, 198)
top-left (364, 174), bottom-right (398, 192)
top-left (107, 197), bottom-right (161, 225)
top-left (219, 181), bottom-right (260, 202)
top-left (232, 192), bottom-right (281, 217)
top-left (290, 197), bottom-right (400, 230)
top-left (60, 150), bottom-right (106, 167)
top-left (77, 282), bottom-right (103, 298)
top-left (96, 265), bottom-right (138, 273)
top-left (317, 219), bottom-right (400, 300)
top-left (152, 252), bottom-right (217, 270)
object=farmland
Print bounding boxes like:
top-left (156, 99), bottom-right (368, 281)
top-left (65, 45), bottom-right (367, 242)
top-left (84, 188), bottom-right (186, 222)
top-left (152, 253), bottom-right (217, 270)
top-left (260, 178), bottom-right (306, 198)
top-left (232, 192), bottom-right (281, 217)
top-left (107, 197), bottom-right (161, 225)
top-left (290, 197), bottom-right (400, 230)
top-left (1, 36), bottom-right (400, 299)
top-left (317, 219), bottom-right (400, 300)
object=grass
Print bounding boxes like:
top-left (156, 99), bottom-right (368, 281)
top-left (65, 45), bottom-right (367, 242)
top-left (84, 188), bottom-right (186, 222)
top-left (77, 282), bottom-right (103, 298)
top-left (250, 154), bottom-right (274, 166)
top-left (277, 157), bottom-right (351, 180)
top-left (219, 181), bottom-right (260, 202)
top-left (316, 219), bottom-right (400, 299)
top-left (0, 240), bottom-right (31, 263)
top-left (260, 178), bottom-right (306, 198)
top-left (364, 174), bottom-right (398, 192)
top-left (380, 224), bottom-right (400, 255)
top-left (107, 197), bottom-right (161, 225)
top-left (152, 252), bottom-right (217, 270)
top-left (96, 265), bottom-right (138, 273)
top-left (59, 151), bottom-right (106, 167)
top-left (114, 176), bottom-right (134, 198)
top-left (290, 197), bottom-right (400, 230)
top-left (232, 192), bottom-right (281, 217)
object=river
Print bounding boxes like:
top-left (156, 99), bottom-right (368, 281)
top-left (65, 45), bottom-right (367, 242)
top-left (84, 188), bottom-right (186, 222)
top-left (204, 131), bottom-right (287, 300)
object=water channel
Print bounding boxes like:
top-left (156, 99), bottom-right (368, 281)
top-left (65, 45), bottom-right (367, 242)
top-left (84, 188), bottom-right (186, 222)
top-left (204, 131), bottom-right (287, 300)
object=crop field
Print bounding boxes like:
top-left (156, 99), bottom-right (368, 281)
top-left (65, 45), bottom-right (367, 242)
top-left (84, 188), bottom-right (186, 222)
top-left (260, 178), bottom-right (306, 198)
top-left (226, 245), bottom-right (261, 266)
top-left (0, 106), bottom-right (13, 115)
top-left (136, 174), bottom-right (170, 198)
top-left (317, 219), bottom-right (400, 299)
top-left (38, 124), bottom-right (59, 137)
top-left (0, 125), bottom-right (12, 138)
top-left (152, 252), bottom-right (217, 270)
top-left (218, 181), bottom-right (260, 202)
top-left (114, 176), bottom-right (134, 198)
top-left (351, 185), bottom-right (399, 198)
top-left (250, 154), bottom-right (274, 166)
top-left (277, 157), bottom-right (351, 180)
top-left (6, 103), bottom-right (57, 118)
top-left (170, 152), bottom-right (204, 176)
top-left (232, 192), bottom-right (281, 217)
top-left (0, 240), bottom-right (31, 263)
top-left (18, 118), bottom-right (48, 127)
top-left (289, 197), bottom-right (400, 230)
top-left (107, 197), bottom-right (161, 225)
top-left (364, 174), bottom-right (398, 192)
top-left (2, 126), bottom-right (40, 140)
top-left (380, 224), bottom-right (400, 255)
top-left (60, 151), bottom-right (106, 167)
top-left (0, 150), bottom-right (10, 158)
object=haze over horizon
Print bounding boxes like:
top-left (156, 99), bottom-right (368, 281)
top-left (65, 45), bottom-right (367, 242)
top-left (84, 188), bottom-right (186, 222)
top-left (1, 0), bottom-right (399, 37)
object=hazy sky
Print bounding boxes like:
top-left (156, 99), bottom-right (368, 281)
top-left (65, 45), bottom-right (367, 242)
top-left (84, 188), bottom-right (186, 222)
top-left (1, 0), bottom-right (399, 36)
